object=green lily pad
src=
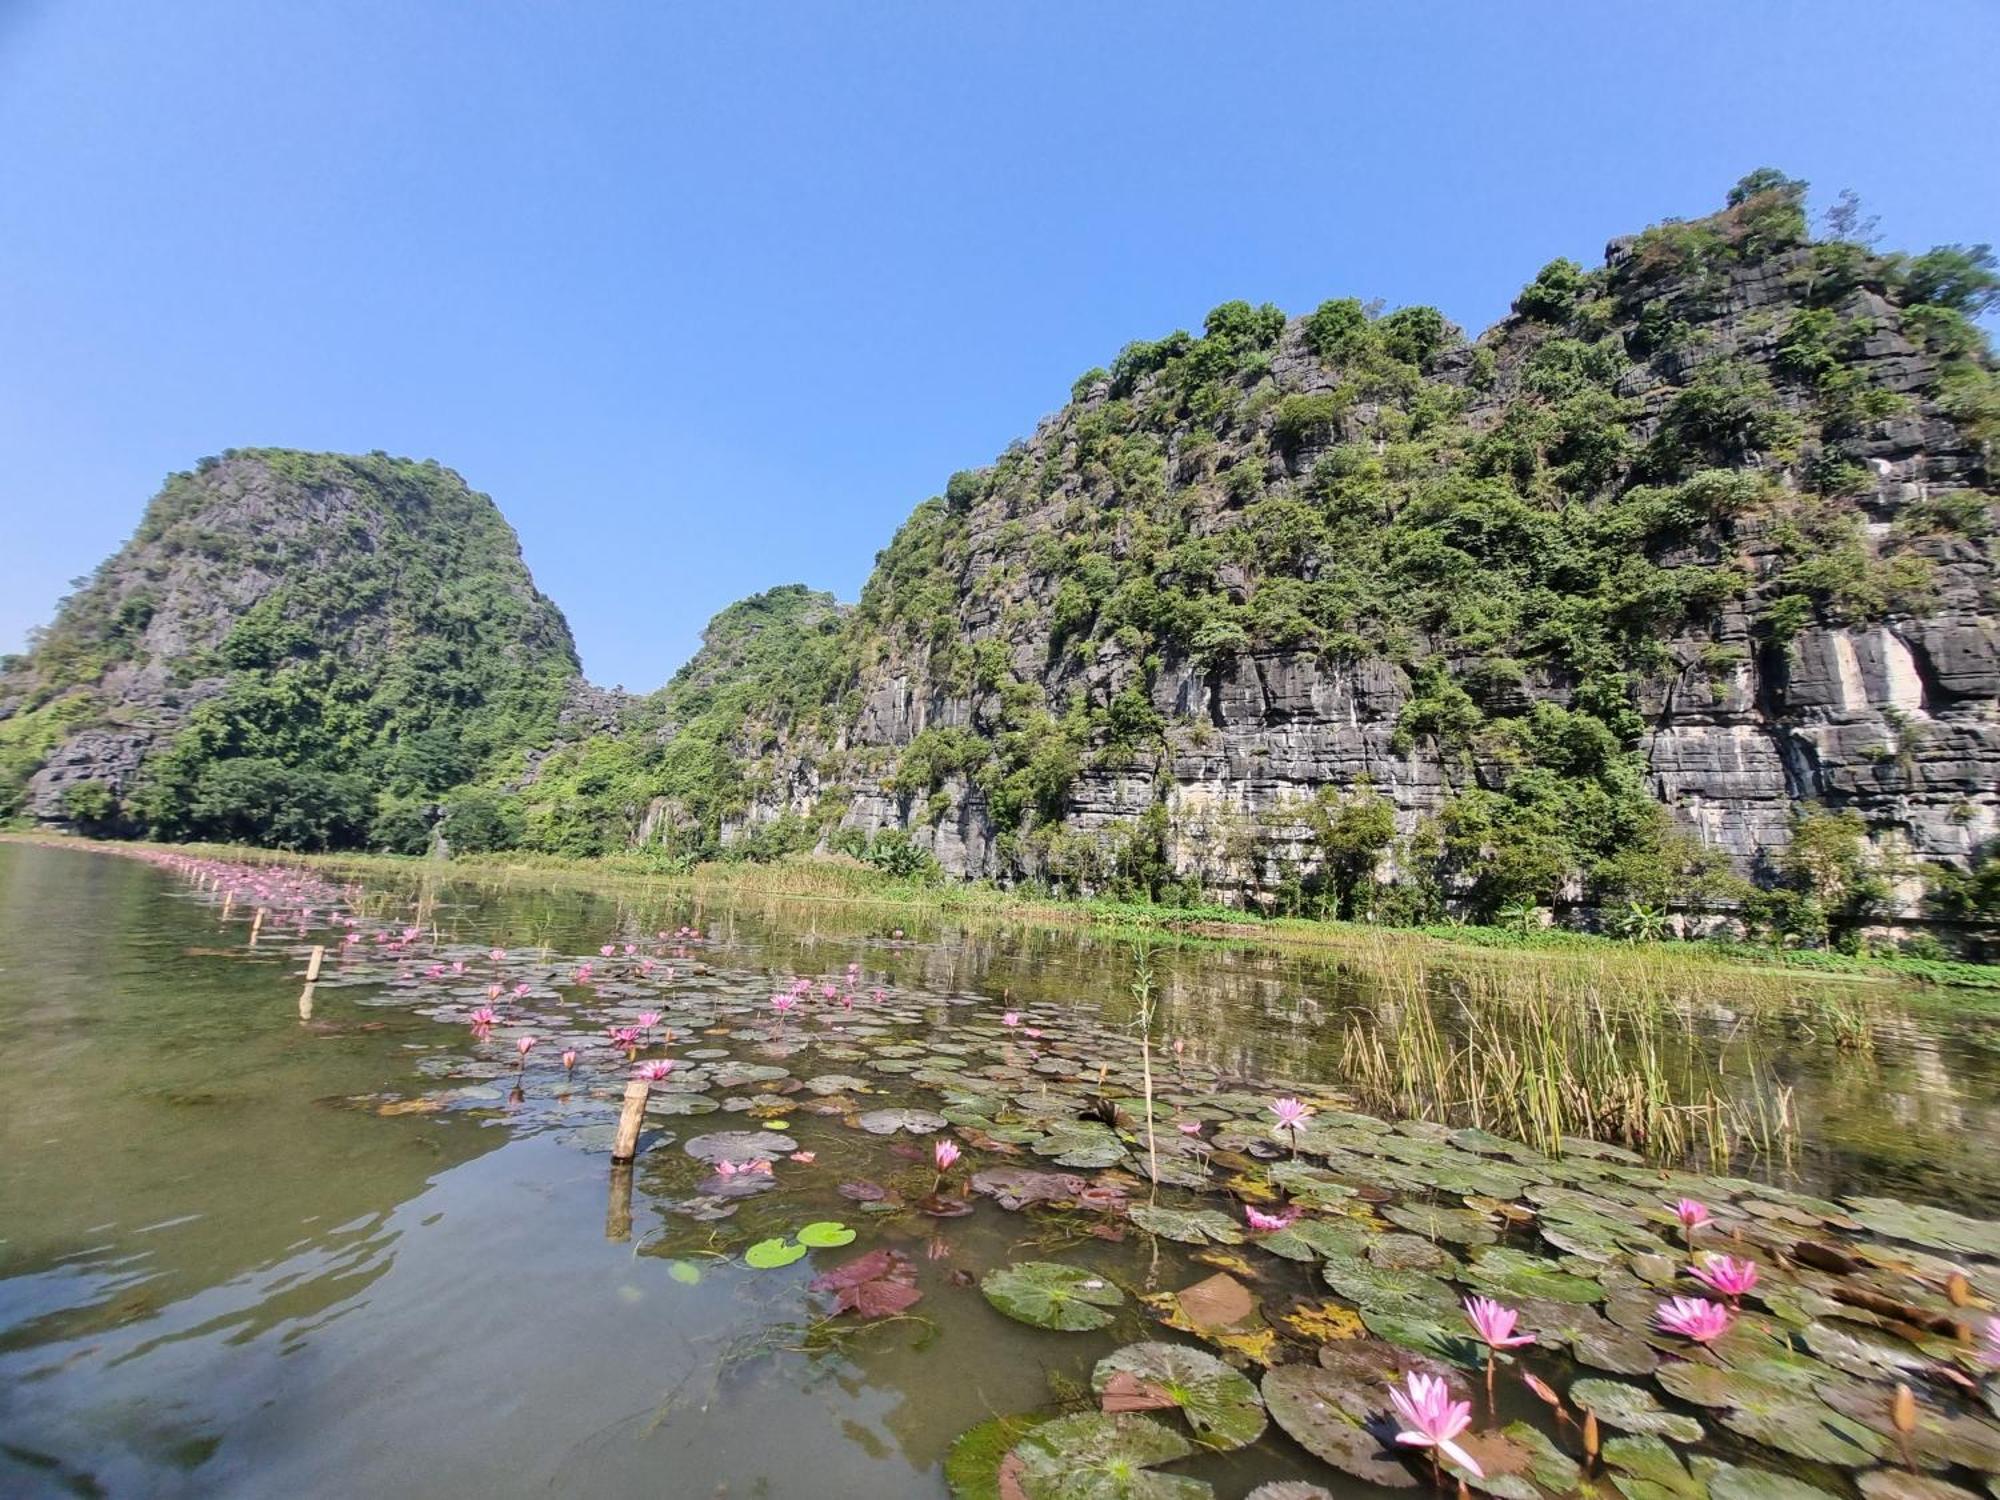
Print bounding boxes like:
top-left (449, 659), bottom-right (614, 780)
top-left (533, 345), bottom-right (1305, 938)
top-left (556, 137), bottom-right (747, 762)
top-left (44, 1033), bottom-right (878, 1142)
top-left (1463, 1247), bottom-right (1600, 1305)
top-left (1129, 1206), bottom-right (1245, 1246)
top-left (1842, 1198), bottom-right (2000, 1259)
top-left (1008, 1412), bottom-right (1212, 1500)
top-left (1571, 1379), bottom-right (1704, 1442)
top-left (1504, 1421), bottom-right (1581, 1496)
top-left (1244, 1486), bottom-right (1334, 1500)
top-left (744, 1237), bottom-right (808, 1269)
top-left (684, 1130), bottom-right (798, 1164)
top-left (1603, 1434), bottom-right (1705, 1500)
top-left (1382, 1202), bottom-right (1499, 1246)
top-left (666, 1259), bottom-right (703, 1285)
top-left (857, 1107), bottom-right (948, 1135)
top-left (1657, 1360), bottom-right (1883, 1465)
top-left (1260, 1362), bottom-right (1419, 1488)
top-left (796, 1221), bottom-right (857, 1248)
top-left (1092, 1342), bottom-right (1267, 1451)
top-left (1706, 1465), bottom-right (1842, 1500)
top-left (1321, 1257), bottom-right (1460, 1319)
top-left (982, 1261), bottom-right (1127, 1331)
top-left (946, 1413), bottom-right (1055, 1500)
top-left (1369, 1233), bottom-right (1459, 1273)
top-left (1257, 1217), bottom-right (1371, 1264)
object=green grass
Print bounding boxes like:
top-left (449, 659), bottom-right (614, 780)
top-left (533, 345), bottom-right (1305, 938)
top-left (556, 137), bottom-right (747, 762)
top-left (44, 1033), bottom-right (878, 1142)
top-left (10, 830), bottom-right (1996, 992)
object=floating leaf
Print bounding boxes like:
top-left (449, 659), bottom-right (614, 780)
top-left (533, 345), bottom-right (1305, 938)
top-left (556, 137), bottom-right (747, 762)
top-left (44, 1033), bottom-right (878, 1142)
top-left (1382, 1202), bottom-right (1498, 1246)
top-left (945, 1413), bottom-right (1053, 1500)
top-left (1091, 1342), bottom-right (1266, 1451)
top-left (1463, 1247), bottom-right (1600, 1305)
top-left (1244, 1486), bottom-right (1333, 1500)
top-left (982, 1261), bottom-right (1126, 1331)
top-left (971, 1167), bottom-right (1089, 1210)
top-left (1008, 1412), bottom-right (1211, 1500)
top-left (685, 1130), bottom-right (798, 1164)
top-left (796, 1221), bottom-right (857, 1248)
top-left (1130, 1206), bottom-right (1245, 1246)
top-left (810, 1248), bottom-right (922, 1317)
top-left (857, 1108), bottom-right (949, 1135)
top-left (1280, 1300), bottom-right (1368, 1343)
top-left (744, 1238), bottom-right (808, 1269)
top-left (666, 1259), bottom-right (703, 1285)
top-left (1603, 1434), bottom-right (1705, 1500)
top-left (1842, 1199), bottom-right (2000, 1259)
top-left (1260, 1362), bottom-right (1417, 1488)
top-left (1571, 1379), bottom-right (1704, 1443)
top-left (1706, 1465), bottom-right (1842, 1500)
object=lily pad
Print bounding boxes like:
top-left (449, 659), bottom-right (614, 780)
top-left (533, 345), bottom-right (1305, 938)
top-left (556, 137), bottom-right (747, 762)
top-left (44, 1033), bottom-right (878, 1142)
top-left (1603, 1434), bottom-right (1705, 1500)
top-left (1463, 1247), bottom-right (1600, 1305)
top-left (982, 1261), bottom-right (1127, 1331)
top-left (1130, 1206), bottom-right (1245, 1246)
top-left (1092, 1342), bottom-right (1267, 1451)
top-left (796, 1221), bottom-right (857, 1248)
top-left (945, 1413), bottom-right (1055, 1500)
top-left (1382, 1202), bottom-right (1499, 1246)
top-left (1008, 1412), bottom-right (1211, 1500)
top-left (1571, 1379), bottom-right (1704, 1442)
top-left (684, 1130), bottom-right (798, 1164)
top-left (744, 1237), bottom-right (809, 1269)
top-left (1707, 1466), bottom-right (1842, 1500)
top-left (1260, 1362), bottom-right (1418, 1488)
top-left (857, 1108), bottom-right (949, 1135)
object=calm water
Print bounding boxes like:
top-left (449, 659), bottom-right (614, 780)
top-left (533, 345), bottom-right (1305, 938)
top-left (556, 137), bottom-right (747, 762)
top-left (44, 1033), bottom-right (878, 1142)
top-left (3, 842), bottom-right (1999, 1498)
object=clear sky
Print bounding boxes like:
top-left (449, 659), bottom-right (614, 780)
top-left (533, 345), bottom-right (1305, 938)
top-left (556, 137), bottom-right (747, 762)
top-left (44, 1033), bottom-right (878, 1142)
top-left (2, 2), bottom-right (1994, 689)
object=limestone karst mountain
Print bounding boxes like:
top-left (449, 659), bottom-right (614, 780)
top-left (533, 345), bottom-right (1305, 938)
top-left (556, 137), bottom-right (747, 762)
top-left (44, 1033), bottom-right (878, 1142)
top-left (7, 175), bottom-right (1995, 936)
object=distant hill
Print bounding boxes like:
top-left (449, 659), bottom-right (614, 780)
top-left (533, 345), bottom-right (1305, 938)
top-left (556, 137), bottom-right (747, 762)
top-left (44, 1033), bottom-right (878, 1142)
top-left (0, 449), bottom-right (578, 850)
top-left (7, 174), bottom-right (1996, 944)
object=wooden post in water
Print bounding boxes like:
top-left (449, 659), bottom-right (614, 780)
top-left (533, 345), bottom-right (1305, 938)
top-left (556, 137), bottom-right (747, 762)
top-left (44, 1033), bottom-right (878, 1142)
top-left (248, 908), bottom-right (265, 945)
top-left (305, 944), bottom-right (325, 981)
top-left (221, 892), bottom-right (234, 920)
top-left (606, 1163), bottom-right (634, 1242)
top-left (611, 1079), bottom-right (650, 1163)
top-left (298, 983), bottom-right (315, 1021)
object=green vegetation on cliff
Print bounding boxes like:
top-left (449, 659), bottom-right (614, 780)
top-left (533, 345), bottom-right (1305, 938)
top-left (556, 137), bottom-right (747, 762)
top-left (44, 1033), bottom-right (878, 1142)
top-left (0, 450), bottom-right (578, 848)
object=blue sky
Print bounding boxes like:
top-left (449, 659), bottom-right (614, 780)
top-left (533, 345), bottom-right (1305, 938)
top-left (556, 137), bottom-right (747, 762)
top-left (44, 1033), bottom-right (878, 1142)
top-left (2, 1), bottom-right (1994, 689)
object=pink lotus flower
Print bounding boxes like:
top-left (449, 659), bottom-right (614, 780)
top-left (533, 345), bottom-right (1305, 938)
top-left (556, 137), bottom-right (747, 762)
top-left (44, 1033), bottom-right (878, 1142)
top-left (1270, 1097), bottom-right (1314, 1135)
top-left (560, 1049), bottom-right (577, 1070)
top-left (771, 994), bottom-right (798, 1015)
top-left (1464, 1296), bottom-right (1536, 1351)
top-left (512, 982), bottom-right (531, 998)
top-left (821, 983), bottom-right (838, 1000)
top-left (636, 1011), bottom-right (662, 1031)
top-left (468, 1006), bottom-right (497, 1027)
top-left (635, 1059), bottom-right (674, 1081)
top-left (933, 1139), bottom-right (962, 1172)
top-left (450, 959), bottom-right (465, 974)
top-left (599, 944), bottom-right (616, 957)
top-left (792, 1151), bottom-right (816, 1165)
top-left (575, 963), bottom-right (594, 982)
top-left (1002, 1012), bottom-right (1021, 1027)
top-left (1177, 1121), bottom-right (1203, 1135)
top-left (489, 948), bottom-right (505, 962)
top-left (1245, 1204), bottom-right (1298, 1232)
top-left (623, 943), bottom-right (637, 956)
top-left (870, 988), bottom-right (886, 1003)
top-left (1655, 1296), bottom-right (1733, 1343)
top-left (716, 1159), bottom-right (774, 1178)
top-left (1671, 1198), bottom-right (1711, 1235)
top-left (516, 1035), bottom-right (537, 1061)
top-left (487, 983), bottom-right (503, 1000)
top-left (1689, 1254), bottom-right (1759, 1301)
top-left (1388, 1371), bottom-right (1482, 1477)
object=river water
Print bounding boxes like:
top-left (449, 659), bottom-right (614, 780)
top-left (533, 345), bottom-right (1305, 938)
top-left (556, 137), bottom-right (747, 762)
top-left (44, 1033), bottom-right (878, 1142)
top-left (5, 840), bottom-right (2000, 1499)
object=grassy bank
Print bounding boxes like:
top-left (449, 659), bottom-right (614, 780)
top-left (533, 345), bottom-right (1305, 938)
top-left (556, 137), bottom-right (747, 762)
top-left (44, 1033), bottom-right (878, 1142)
top-left (10, 830), bottom-right (1998, 993)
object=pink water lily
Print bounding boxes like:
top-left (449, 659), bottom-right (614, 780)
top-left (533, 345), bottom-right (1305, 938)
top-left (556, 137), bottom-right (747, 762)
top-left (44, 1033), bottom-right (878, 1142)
top-left (933, 1139), bottom-right (962, 1172)
top-left (1464, 1296), bottom-right (1536, 1351)
top-left (634, 1059), bottom-right (674, 1082)
top-left (1689, 1254), bottom-right (1759, 1301)
top-left (1002, 1011), bottom-right (1021, 1027)
top-left (771, 993), bottom-right (798, 1016)
top-left (1177, 1121), bottom-right (1204, 1136)
top-left (515, 1035), bottom-right (537, 1064)
top-left (599, 944), bottom-right (616, 957)
top-left (635, 1011), bottom-right (662, 1031)
top-left (1388, 1371), bottom-right (1482, 1478)
top-left (488, 948), bottom-right (506, 962)
top-left (560, 1048), bottom-right (577, 1071)
top-left (792, 1151), bottom-right (816, 1165)
top-left (1671, 1198), bottom-right (1711, 1241)
top-left (468, 1006), bottom-right (497, 1027)
top-left (1245, 1204), bottom-right (1299, 1232)
top-left (1655, 1296), bottom-right (1733, 1343)
top-left (1270, 1097), bottom-right (1314, 1133)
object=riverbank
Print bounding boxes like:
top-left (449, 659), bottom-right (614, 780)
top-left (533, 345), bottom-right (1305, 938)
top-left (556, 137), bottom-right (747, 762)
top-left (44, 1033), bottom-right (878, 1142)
top-left (11, 830), bottom-right (1998, 992)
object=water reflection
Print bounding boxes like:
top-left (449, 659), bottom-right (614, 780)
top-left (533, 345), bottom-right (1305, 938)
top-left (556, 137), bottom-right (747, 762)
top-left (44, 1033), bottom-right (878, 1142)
top-left (5, 842), bottom-right (2000, 1498)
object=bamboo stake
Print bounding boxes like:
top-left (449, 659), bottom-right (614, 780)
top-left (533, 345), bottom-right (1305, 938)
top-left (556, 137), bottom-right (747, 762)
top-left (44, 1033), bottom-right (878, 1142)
top-left (611, 1079), bottom-right (650, 1163)
top-left (298, 983), bottom-right (315, 1021)
top-left (305, 944), bottom-right (325, 981)
top-left (248, 909), bottom-right (264, 945)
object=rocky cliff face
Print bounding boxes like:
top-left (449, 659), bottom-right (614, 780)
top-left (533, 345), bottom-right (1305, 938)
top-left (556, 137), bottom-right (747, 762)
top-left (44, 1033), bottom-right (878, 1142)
top-left (1, 449), bottom-right (578, 841)
top-left (713, 184), bottom-right (1996, 917)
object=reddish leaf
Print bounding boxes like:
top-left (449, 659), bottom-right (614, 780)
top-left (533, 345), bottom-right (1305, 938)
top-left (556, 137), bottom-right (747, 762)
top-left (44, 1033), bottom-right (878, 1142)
top-left (1099, 1371), bottom-right (1176, 1414)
